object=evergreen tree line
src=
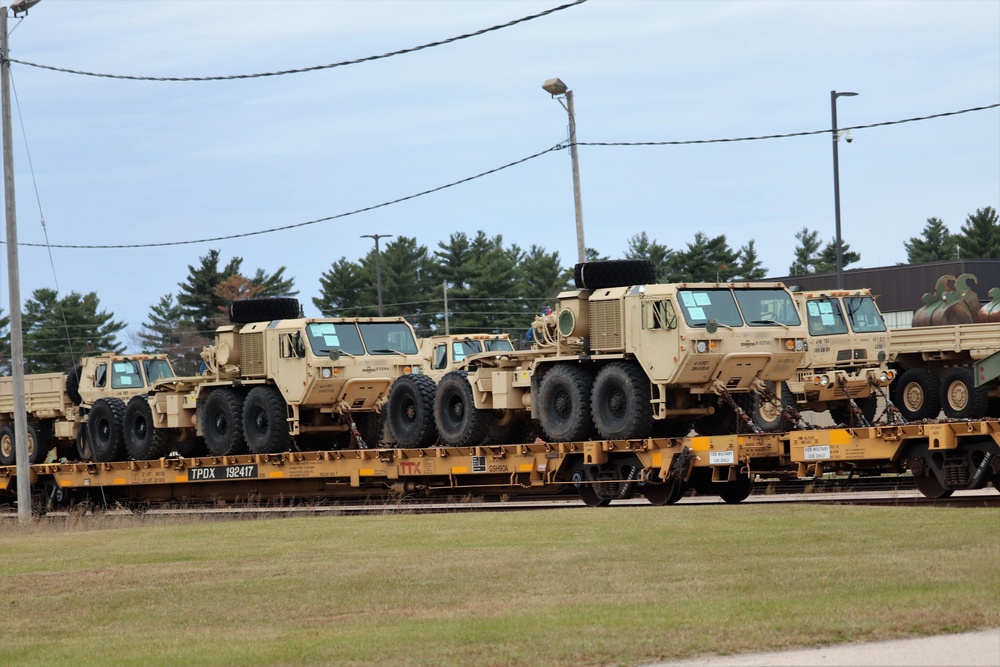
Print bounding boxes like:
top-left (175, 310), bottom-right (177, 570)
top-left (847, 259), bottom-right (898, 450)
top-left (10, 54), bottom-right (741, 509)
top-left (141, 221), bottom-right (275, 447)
top-left (0, 206), bottom-right (996, 375)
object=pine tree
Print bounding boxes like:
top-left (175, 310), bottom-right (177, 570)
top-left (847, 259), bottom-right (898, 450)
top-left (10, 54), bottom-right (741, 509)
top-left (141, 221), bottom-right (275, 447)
top-left (788, 228), bottom-right (821, 275)
top-left (814, 238), bottom-right (860, 273)
top-left (904, 217), bottom-right (956, 264)
top-left (734, 239), bottom-right (768, 280)
top-left (956, 206), bottom-right (1000, 259)
top-left (312, 257), bottom-right (369, 317)
top-left (624, 232), bottom-right (672, 281)
top-left (22, 289), bottom-right (126, 373)
top-left (176, 250), bottom-right (243, 336)
top-left (135, 293), bottom-right (207, 376)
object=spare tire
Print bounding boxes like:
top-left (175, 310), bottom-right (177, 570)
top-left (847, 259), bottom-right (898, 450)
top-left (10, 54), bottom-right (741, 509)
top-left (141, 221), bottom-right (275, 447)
top-left (66, 364), bottom-right (83, 405)
top-left (229, 297), bottom-right (300, 324)
top-left (573, 260), bottom-right (656, 289)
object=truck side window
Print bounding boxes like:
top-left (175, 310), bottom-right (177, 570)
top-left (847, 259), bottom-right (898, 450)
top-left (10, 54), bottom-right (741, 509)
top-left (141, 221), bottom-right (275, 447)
top-left (94, 364), bottom-right (107, 388)
top-left (433, 345), bottom-right (447, 370)
top-left (280, 332), bottom-right (305, 358)
top-left (643, 300), bottom-right (677, 330)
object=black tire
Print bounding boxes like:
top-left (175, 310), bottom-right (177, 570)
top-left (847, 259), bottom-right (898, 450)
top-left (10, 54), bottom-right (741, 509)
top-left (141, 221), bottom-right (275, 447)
top-left (123, 396), bottom-right (173, 460)
top-left (201, 389), bottom-right (247, 456)
top-left (741, 382), bottom-right (795, 432)
top-left (573, 260), bottom-right (657, 290)
top-left (537, 365), bottom-right (595, 442)
top-left (487, 415), bottom-right (540, 445)
top-left (693, 401), bottom-right (738, 436)
top-left (829, 394), bottom-right (878, 427)
top-left (229, 297), bottom-right (300, 325)
top-left (434, 371), bottom-right (490, 447)
top-left (76, 427), bottom-right (92, 461)
top-left (0, 423), bottom-right (44, 465)
top-left (386, 374), bottom-right (438, 447)
top-left (895, 369), bottom-right (941, 421)
top-left (66, 364), bottom-right (83, 405)
top-left (243, 386), bottom-right (290, 454)
top-left (354, 413), bottom-right (384, 447)
top-left (940, 367), bottom-right (989, 419)
top-left (591, 362), bottom-right (654, 440)
top-left (89, 397), bottom-right (128, 462)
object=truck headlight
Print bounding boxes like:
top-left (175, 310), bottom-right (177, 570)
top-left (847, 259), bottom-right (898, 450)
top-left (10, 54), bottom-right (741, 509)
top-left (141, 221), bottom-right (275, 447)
top-left (696, 341), bottom-right (708, 353)
top-left (321, 367), bottom-right (332, 379)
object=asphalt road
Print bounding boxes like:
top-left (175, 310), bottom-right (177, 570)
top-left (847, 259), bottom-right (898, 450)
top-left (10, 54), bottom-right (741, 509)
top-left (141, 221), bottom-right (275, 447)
top-left (646, 628), bottom-right (1000, 666)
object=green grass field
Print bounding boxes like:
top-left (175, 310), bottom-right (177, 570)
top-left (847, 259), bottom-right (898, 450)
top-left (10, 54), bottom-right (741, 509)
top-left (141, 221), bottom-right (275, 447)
top-left (1, 503), bottom-right (998, 667)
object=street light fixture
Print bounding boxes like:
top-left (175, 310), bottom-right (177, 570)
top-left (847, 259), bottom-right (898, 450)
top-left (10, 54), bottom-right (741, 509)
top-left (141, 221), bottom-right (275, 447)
top-left (361, 234), bottom-right (392, 317)
top-left (831, 90), bottom-right (858, 289)
top-left (542, 77), bottom-right (586, 264)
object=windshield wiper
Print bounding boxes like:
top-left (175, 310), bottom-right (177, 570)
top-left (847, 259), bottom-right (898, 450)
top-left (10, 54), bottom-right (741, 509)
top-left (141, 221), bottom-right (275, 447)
top-left (749, 319), bottom-right (790, 329)
top-left (370, 348), bottom-right (405, 356)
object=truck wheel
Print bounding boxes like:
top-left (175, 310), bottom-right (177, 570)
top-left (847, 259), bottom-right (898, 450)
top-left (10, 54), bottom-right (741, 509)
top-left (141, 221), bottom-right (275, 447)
top-left (0, 424), bottom-right (42, 465)
top-left (354, 413), bottom-right (384, 447)
top-left (65, 364), bottom-right (83, 405)
top-left (940, 367), bottom-right (988, 419)
top-left (201, 389), bottom-right (247, 456)
top-left (895, 369), bottom-right (941, 420)
top-left (124, 396), bottom-right (172, 460)
top-left (89, 397), bottom-right (128, 462)
top-left (741, 382), bottom-right (795, 432)
top-left (693, 401), bottom-right (737, 436)
top-left (830, 394), bottom-right (878, 427)
top-left (591, 362), bottom-right (654, 440)
top-left (76, 427), bottom-right (92, 460)
top-left (434, 371), bottom-right (490, 446)
top-left (229, 297), bottom-right (300, 324)
top-left (573, 260), bottom-right (657, 289)
top-left (386, 374), bottom-right (438, 447)
top-left (538, 365), bottom-right (595, 442)
top-left (243, 386), bottom-right (290, 454)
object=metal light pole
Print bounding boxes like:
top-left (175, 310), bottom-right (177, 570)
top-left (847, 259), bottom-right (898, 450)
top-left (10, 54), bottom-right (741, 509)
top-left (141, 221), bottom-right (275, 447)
top-left (831, 90), bottom-right (857, 289)
top-left (361, 234), bottom-right (392, 317)
top-left (542, 77), bottom-right (585, 264)
top-left (3, 0), bottom-right (41, 524)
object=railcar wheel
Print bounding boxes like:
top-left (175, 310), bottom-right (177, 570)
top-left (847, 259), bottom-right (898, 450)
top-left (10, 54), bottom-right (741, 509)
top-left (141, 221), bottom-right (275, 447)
top-left (717, 474), bottom-right (754, 504)
top-left (912, 471), bottom-right (954, 499)
top-left (940, 367), bottom-right (988, 419)
top-left (895, 369), bottom-right (941, 421)
top-left (434, 372), bottom-right (490, 446)
top-left (124, 396), bottom-right (173, 460)
top-left (643, 477), bottom-right (684, 505)
top-left (201, 389), bottom-right (247, 456)
top-left (243, 386), bottom-right (290, 454)
top-left (89, 397), bottom-right (128, 462)
top-left (592, 362), bottom-right (654, 440)
top-left (578, 484), bottom-right (612, 507)
top-left (386, 374), bottom-right (438, 447)
top-left (538, 365), bottom-right (594, 442)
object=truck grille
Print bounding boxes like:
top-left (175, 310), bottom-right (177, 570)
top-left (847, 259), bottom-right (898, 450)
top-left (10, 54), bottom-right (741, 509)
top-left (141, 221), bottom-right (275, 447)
top-left (589, 301), bottom-right (622, 351)
top-left (240, 332), bottom-right (266, 376)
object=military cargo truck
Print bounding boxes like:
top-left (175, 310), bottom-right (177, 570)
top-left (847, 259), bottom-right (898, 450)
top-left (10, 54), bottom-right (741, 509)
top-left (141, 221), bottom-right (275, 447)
top-left (122, 298), bottom-right (426, 461)
top-left (744, 289), bottom-right (894, 429)
top-left (386, 261), bottom-right (809, 447)
top-left (0, 354), bottom-right (175, 464)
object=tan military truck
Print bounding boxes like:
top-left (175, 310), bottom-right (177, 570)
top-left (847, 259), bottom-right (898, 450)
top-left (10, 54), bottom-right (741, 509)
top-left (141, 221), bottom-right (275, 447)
top-left (888, 322), bottom-right (1000, 421)
top-left (0, 353), bottom-right (176, 464)
top-left (386, 261), bottom-right (809, 447)
top-left (745, 289), bottom-right (894, 429)
top-left (123, 298), bottom-right (426, 460)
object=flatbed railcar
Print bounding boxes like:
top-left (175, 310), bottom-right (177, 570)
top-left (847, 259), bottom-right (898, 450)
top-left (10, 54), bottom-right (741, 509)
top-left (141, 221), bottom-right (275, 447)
top-left (2, 419), bottom-right (998, 511)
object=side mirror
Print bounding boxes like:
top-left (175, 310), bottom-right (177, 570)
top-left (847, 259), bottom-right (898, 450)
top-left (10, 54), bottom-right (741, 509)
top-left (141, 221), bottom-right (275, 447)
top-left (329, 348), bottom-right (341, 361)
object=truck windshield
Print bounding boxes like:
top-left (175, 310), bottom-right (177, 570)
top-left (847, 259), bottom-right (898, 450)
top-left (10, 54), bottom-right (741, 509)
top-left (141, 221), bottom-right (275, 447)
top-left (734, 289), bottom-right (802, 327)
top-left (677, 289), bottom-right (744, 327)
top-left (305, 322), bottom-right (366, 356)
top-left (844, 296), bottom-right (887, 333)
top-left (804, 298), bottom-right (849, 335)
top-left (358, 322), bottom-right (419, 355)
top-left (143, 359), bottom-right (174, 384)
top-left (484, 339), bottom-right (513, 352)
top-left (111, 360), bottom-right (144, 389)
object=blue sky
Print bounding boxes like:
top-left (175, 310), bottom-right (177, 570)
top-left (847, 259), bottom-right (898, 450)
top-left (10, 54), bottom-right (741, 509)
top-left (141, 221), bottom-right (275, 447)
top-left (3, 0), bottom-right (999, 344)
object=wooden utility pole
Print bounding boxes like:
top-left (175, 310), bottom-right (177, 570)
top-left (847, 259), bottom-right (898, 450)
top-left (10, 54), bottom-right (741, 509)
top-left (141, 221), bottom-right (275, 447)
top-left (2, 3), bottom-right (36, 523)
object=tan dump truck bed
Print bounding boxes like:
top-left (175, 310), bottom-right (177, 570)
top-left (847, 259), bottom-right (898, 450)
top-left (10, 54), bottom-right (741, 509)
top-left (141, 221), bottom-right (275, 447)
top-left (0, 373), bottom-right (70, 421)
top-left (889, 322), bottom-right (1000, 363)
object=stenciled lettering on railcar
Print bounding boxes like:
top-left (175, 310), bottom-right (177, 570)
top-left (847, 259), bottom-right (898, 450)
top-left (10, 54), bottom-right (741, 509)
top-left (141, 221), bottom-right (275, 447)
top-left (187, 464), bottom-right (259, 481)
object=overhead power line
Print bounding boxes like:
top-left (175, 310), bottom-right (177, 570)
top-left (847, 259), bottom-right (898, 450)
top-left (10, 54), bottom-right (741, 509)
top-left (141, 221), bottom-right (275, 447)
top-left (5, 0), bottom-right (588, 82)
top-left (4, 103), bottom-right (996, 252)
